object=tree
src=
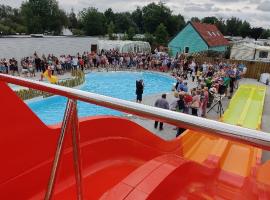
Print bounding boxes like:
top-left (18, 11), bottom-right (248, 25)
top-left (114, 12), bottom-right (137, 33)
top-left (107, 21), bottom-right (115, 40)
top-left (48, 9), bottom-right (68, 34)
top-left (215, 18), bottom-right (226, 35)
top-left (142, 2), bottom-right (171, 34)
top-left (202, 16), bottom-right (218, 24)
top-left (21, 0), bottom-right (68, 34)
top-left (1, 1), bottom-right (270, 39)
top-left (104, 8), bottom-right (115, 24)
top-left (132, 7), bottom-right (143, 33)
top-left (239, 21), bottom-right (251, 38)
top-left (167, 14), bottom-right (186, 37)
top-left (144, 32), bottom-right (155, 45)
top-left (191, 17), bottom-right (200, 22)
top-left (68, 8), bottom-right (78, 31)
top-left (261, 29), bottom-right (270, 39)
top-left (250, 27), bottom-right (264, 40)
top-left (127, 26), bottom-right (136, 40)
top-left (0, 23), bottom-right (15, 35)
top-left (0, 5), bottom-right (25, 35)
top-left (155, 23), bottom-right (168, 46)
top-left (121, 32), bottom-right (129, 40)
top-left (79, 7), bottom-right (106, 36)
top-left (226, 17), bottom-right (242, 36)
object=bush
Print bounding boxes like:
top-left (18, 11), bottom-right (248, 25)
top-left (0, 23), bottom-right (16, 35)
top-left (72, 29), bottom-right (85, 36)
top-left (15, 25), bottom-right (27, 34)
top-left (16, 70), bottom-right (85, 100)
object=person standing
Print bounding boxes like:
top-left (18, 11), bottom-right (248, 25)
top-left (201, 87), bottom-right (209, 117)
top-left (34, 55), bottom-right (41, 72)
top-left (191, 90), bottom-right (200, 116)
top-left (136, 80), bottom-right (144, 103)
top-left (154, 94), bottom-right (169, 131)
top-left (227, 65), bottom-right (236, 99)
top-left (174, 94), bottom-right (186, 137)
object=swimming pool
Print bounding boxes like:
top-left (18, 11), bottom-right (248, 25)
top-left (28, 72), bottom-right (175, 125)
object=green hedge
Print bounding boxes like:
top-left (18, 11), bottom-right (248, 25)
top-left (16, 70), bottom-right (85, 100)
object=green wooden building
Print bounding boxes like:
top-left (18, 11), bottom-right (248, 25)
top-left (169, 22), bottom-right (229, 56)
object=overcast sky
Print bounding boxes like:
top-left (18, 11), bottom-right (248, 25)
top-left (1, 0), bottom-right (270, 28)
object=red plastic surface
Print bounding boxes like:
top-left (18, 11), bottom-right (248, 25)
top-left (0, 81), bottom-right (269, 199)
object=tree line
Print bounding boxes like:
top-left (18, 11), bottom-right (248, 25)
top-left (0, 0), bottom-right (269, 44)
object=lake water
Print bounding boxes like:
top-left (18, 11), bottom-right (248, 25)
top-left (0, 36), bottom-right (99, 61)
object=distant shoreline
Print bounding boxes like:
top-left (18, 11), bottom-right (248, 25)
top-left (0, 35), bottom-right (99, 39)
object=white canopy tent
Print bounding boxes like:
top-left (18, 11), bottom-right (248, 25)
top-left (97, 40), bottom-right (151, 54)
top-left (230, 42), bottom-right (270, 62)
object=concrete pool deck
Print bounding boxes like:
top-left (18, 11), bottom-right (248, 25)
top-left (13, 69), bottom-right (269, 138)
top-left (129, 77), bottom-right (270, 141)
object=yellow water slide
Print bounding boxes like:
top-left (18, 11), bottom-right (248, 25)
top-left (175, 84), bottom-right (267, 183)
top-left (222, 84), bottom-right (266, 130)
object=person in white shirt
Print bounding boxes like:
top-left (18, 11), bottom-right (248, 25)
top-left (72, 56), bottom-right (78, 70)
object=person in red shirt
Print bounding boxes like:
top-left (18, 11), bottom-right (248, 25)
top-left (79, 57), bottom-right (84, 71)
top-left (184, 92), bottom-right (192, 114)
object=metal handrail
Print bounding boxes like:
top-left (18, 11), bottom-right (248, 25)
top-left (45, 99), bottom-right (74, 200)
top-left (1, 73), bottom-right (270, 150)
top-left (44, 99), bottom-right (84, 200)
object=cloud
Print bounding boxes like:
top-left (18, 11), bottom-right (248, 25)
top-left (249, 0), bottom-right (262, 3)
top-left (257, 1), bottom-right (270, 11)
top-left (211, 0), bottom-right (261, 3)
top-left (184, 3), bottom-right (220, 12)
top-left (225, 8), bottom-right (233, 11)
top-left (211, 0), bottom-right (247, 2)
top-left (0, 0), bottom-right (269, 28)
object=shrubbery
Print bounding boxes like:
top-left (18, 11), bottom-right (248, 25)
top-left (16, 70), bottom-right (85, 100)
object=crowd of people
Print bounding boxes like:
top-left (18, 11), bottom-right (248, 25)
top-left (0, 48), bottom-right (203, 79)
top-left (149, 56), bottom-right (247, 136)
top-left (171, 58), bottom-right (247, 115)
top-left (1, 52), bottom-right (92, 78)
top-left (0, 49), bottom-right (174, 77)
top-left (1, 49), bottom-right (247, 136)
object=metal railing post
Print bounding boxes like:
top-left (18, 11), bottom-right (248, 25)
top-left (71, 100), bottom-right (84, 200)
top-left (45, 99), bottom-right (75, 200)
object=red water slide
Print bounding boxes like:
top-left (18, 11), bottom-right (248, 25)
top-left (0, 82), bottom-right (269, 199)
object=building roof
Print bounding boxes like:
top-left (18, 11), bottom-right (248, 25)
top-left (191, 22), bottom-right (229, 47)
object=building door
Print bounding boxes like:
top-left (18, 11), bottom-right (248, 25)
top-left (91, 44), bottom-right (98, 53)
top-left (184, 47), bottom-right (189, 53)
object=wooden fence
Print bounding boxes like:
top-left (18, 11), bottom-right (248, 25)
top-left (194, 57), bottom-right (270, 79)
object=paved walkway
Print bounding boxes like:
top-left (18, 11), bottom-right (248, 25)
top-left (128, 78), bottom-right (270, 141)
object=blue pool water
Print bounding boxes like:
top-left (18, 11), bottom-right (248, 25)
top-left (28, 72), bottom-right (175, 125)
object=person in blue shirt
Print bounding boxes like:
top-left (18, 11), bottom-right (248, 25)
top-left (182, 82), bottom-right (188, 92)
top-left (177, 80), bottom-right (185, 92)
